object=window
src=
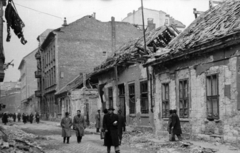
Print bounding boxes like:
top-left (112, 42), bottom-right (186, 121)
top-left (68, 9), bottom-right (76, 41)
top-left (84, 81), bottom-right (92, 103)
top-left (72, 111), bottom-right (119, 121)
top-left (206, 74), bottom-right (219, 119)
top-left (140, 81), bottom-right (149, 114)
top-left (162, 83), bottom-right (169, 118)
top-left (129, 83), bottom-right (135, 114)
top-left (179, 79), bottom-right (189, 118)
top-left (108, 87), bottom-right (113, 108)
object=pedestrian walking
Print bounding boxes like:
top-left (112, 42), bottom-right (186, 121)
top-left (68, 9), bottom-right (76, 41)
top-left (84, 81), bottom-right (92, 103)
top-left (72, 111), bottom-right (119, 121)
top-left (73, 110), bottom-right (86, 143)
top-left (61, 112), bottom-right (72, 144)
top-left (17, 113), bottom-right (21, 122)
top-left (29, 113), bottom-right (34, 124)
top-left (13, 113), bottom-right (16, 122)
top-left (117, 109), bottom-right (125, 145)
top-left (169, 109), bottom-right (182, 141)
top-left (103, 107), bottom-right (120, 153)
top-left (22, 113), bottom-right (27, 124)
top-left (167, 109), bottom-right (173, 141)
top-left (2, 112), bottom-right (8, 125)
top-left (35, 112), bottom-right (40, 123)
top-left (95, 110), bottom-right (101, 133)
top-left (100, 109), bottom-right (108, 140)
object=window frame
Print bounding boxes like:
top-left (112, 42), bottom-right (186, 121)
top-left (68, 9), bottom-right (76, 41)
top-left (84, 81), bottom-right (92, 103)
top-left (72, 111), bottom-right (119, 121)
top-left (206, 74), bottom-right (219, 120)
top-left (140, 80), bottom-right (149, 114)
top-left (162, 83), bottom-right (170, 118)
top-left (179, 79), bottom-right (189, 118)
top-left (129, 83), bottom-right (136, 114)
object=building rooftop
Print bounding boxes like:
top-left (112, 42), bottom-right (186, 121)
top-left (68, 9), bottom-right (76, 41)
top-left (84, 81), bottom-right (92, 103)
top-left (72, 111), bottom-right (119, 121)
top-left (145, 1), bottom-right (240, 66)
top-left (92, 25), bottom-right (179, 75)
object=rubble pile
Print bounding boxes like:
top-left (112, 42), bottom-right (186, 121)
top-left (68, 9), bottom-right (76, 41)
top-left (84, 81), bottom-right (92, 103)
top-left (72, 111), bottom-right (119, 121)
top-left (122, 129), bottom-right (221, 153)
top-left (0, 125), bottom-right (45, 153)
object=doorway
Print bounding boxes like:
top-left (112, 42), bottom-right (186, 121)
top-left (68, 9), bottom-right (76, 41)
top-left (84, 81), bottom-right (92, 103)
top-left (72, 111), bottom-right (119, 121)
top-left (118, 84), bottom-right (126, 123)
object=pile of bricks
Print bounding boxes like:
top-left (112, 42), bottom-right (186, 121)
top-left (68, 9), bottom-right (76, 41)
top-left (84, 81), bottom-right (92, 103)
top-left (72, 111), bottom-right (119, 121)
top-left (0, 125), bottom-right (45, 153)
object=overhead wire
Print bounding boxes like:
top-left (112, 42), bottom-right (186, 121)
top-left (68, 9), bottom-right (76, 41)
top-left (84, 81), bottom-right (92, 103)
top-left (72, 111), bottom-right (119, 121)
top-left (14, 3), bottom-right (63, 20)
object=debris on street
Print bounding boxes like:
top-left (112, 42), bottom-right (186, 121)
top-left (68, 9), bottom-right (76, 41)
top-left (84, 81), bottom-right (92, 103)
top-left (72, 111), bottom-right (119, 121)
top-left (0, 125), bottom-right (45, 153)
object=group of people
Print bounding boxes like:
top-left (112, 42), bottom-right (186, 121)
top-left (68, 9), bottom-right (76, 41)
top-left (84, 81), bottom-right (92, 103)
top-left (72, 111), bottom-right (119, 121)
top-left (0, 112), bottom-right (40, 125)
top-left (60, 108), bottom-right (125, 153)
top-left (60, 110), bottom-right (86, 144)
top-left (60, 108), bottom-right (182, 153)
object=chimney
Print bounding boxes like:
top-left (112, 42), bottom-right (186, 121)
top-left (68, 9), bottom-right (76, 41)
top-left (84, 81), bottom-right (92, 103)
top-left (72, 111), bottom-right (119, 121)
top-left (147, 18), bottom-right (155, 31)
top-left (111, 17), bottom-right (116, 53)
top-left (92, 12), bottom-right (96, 19)
top-left (82, 73), bottom-right (86, 88)
top-left (62, 17), bottom-right (67, 26)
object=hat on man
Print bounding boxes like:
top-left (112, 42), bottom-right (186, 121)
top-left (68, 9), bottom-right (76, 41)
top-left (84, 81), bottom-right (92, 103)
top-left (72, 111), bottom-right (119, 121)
top-left (108, 107), bottom-right (115, 110)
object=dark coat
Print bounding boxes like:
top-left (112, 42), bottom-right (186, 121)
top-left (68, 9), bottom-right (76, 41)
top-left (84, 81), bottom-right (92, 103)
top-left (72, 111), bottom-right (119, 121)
top-left (61, 117), bottom-right (72, 137)
top-left (117, 114), bottom-right (125, 138)
top-left (35, 113), bottom-right (40, 123)
top-left (103, 113), bottom-right (119, 147)
top-left (2, 113), bottom-right (8, 124)
top-left (73, 115), bottom-right (86, 137)
top-left (171, 113), bottom-right (182, 135)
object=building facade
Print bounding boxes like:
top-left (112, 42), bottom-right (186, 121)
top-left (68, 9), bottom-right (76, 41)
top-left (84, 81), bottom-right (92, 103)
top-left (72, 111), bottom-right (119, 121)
top-left (18, 49), bottom-right (39, 114)
top-left (91, 26), bottom-right (178, 127)
top-left (145, 1), bottom-right (240, 143)
top-left (37, 16), bottom-right (142, 120)
top-left (122, 7), bottom-right (186, 32)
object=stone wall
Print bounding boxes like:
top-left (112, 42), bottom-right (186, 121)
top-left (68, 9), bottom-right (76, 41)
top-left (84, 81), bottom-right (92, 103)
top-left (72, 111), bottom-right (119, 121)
top-left (69, 88), bottom-right (99, 125)
top-left (153, 47), bottom-right (240, 143)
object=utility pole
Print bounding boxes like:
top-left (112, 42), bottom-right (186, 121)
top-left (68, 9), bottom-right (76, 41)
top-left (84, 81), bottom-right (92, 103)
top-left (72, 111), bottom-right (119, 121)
top-left (141, 0), bottom-right (147, 53)
top-left (0, 0), bottom-right (6, 82)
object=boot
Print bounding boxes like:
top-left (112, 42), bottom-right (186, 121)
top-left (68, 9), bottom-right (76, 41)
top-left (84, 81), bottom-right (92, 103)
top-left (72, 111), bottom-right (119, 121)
top-left (63, 137), bottom-right (66, 143)
top-left (67, 137), bottom-right (70, 144)
top-left (79, 136), bottom-right (82, 142)
top-left (115, 150), bottom-right (120, 153)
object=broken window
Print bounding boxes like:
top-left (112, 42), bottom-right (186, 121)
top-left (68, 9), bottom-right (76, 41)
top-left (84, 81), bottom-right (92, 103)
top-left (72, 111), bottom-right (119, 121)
top-left (140, 81), bottom-right (149, 114)
top-left (162, 83), bottom-right (169, 118)
top-left (108, 87), bottom-right (113, 108)
top-left (129, 83), bottom-right (135, 114)
top-left (206, 74), bottom-right (219, 120)
top-left (179, 79), bottom-right (189, 118)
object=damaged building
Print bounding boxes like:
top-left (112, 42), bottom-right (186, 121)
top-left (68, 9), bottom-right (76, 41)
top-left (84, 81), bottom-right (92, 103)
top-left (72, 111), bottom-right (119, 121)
top-left (144, 1), bottom-right (240, 142)
top-left (36, 16), bottom-right (142, 120)
top-left (91, 25), bottom-right (179, 127)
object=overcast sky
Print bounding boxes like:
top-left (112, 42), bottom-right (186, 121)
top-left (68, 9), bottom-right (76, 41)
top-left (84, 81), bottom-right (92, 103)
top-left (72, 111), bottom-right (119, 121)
top-left (3, 0), bottom-right (210, 82)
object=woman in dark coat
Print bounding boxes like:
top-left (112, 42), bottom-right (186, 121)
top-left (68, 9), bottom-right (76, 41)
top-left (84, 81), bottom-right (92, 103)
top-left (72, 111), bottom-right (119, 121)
top-left (103, 107), bottom-right (120, 153)
top-left (61, 112), bottom-right (72, 144)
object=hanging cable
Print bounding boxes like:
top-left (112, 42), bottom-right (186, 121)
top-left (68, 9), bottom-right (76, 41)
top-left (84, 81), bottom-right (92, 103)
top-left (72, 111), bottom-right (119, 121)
top-left (14, 3), bottom-right (63, 19)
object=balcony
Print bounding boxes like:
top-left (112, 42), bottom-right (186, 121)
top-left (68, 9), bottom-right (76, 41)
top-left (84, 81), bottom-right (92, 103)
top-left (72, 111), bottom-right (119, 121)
top-left (35, 70), bottom-right (42, 78)
top-left (35, 52), bottom-right (41, 60)
top-left (35, 90), bottom-right (41, 97)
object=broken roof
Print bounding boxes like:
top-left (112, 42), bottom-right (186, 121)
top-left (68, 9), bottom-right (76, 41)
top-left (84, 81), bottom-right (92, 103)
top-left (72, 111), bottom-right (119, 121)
top-left (145, 1), bottom-right (240, 66)
top-left (55, 73), bottom-right (92, 96)
top-left (92, 25), bottom-right (179, 75)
